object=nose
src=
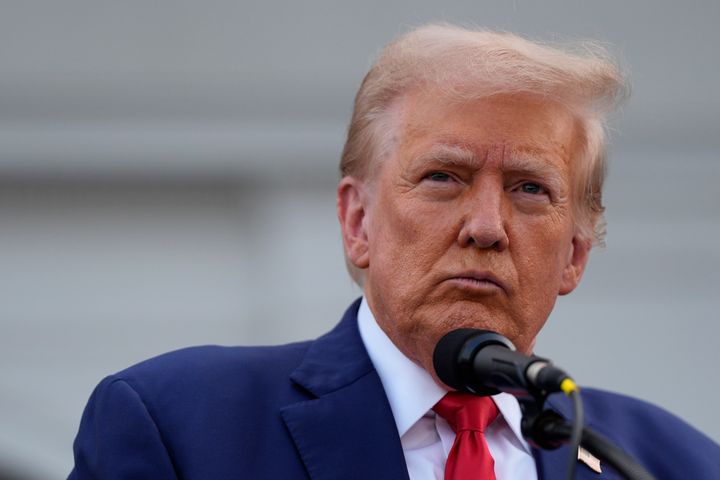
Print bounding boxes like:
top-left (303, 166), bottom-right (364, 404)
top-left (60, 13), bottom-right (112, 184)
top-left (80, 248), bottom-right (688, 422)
top-left (457, 183), bottom-right (509, 251)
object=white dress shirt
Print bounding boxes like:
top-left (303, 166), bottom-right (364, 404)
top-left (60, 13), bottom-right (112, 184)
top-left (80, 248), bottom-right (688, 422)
top-left (357, 297), bottom-right (538, 480)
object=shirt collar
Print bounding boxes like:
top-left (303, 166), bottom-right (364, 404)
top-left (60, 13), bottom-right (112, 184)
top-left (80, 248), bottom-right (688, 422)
top-left (357, 296), bottom-right (532, 453)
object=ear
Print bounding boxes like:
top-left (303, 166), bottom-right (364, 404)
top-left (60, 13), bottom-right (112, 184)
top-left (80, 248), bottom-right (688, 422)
top-left (558, 235), bottom-right (592, 296)
top-left (337, 176), bottom-right (370, 269)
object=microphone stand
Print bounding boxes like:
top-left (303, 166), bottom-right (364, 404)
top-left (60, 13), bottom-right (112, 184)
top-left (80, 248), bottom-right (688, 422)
top-left (519, 398), bottom-right (656, 480)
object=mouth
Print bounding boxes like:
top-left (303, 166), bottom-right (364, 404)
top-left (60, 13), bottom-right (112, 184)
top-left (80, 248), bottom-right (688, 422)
top-left (443, 271), bottom-right (508, 294)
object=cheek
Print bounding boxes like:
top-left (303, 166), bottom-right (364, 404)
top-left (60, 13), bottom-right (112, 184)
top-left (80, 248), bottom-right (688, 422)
top-left (371, 195), bottom-right (455, 268)
top-left (512, 216), bottom-right (573, 289)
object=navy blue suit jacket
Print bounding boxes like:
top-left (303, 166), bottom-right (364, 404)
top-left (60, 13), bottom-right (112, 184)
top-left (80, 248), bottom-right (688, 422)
top-left (69, 300), bottom-right (720, 479)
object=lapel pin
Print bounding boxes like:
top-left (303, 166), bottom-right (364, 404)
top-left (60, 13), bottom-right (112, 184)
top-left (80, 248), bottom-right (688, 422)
top-left (578, 446), bottom-right (603, 474)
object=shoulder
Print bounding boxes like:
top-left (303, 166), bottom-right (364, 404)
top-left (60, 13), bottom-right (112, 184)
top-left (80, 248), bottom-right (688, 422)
top-left (97, 341), bottom-right (313, 412)
top-left (551, 388), bottom-right (720, 476)
top-left (118, 342), bottom-right (311, 384)
top-left (118, 342), bottom-right (312, 388)
top-left (578, 388), bottom-right (687, 426)
top-left (578, 388), bottom-right (712, 441)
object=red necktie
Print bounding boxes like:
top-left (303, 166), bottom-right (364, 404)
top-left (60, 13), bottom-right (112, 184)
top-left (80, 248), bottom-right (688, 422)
top-left (433, 392), bottom-right (500, 480)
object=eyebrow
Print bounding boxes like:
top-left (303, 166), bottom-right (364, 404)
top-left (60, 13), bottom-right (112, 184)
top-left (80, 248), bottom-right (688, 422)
top-left (502, 152), bottom-right (567, 190)
top-left (412, 144), bottom-right (479, 168)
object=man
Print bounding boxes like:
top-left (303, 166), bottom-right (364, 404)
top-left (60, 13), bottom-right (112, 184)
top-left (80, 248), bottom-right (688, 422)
top-left (69, 24), bottom-right (720, 479)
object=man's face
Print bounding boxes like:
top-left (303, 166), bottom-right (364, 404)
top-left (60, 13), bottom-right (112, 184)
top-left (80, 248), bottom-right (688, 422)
top-left (338, 88), bottom-right (591, 383)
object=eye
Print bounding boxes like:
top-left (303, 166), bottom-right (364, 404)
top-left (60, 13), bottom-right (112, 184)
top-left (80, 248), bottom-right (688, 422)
top-left (519, 182), bottom-right (546, 195)
top-left (425, 171), bottom-right (453, 182)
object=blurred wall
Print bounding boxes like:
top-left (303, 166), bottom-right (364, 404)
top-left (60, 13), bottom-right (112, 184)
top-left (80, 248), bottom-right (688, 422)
top-left (0, 1), bottom-right (718, 478)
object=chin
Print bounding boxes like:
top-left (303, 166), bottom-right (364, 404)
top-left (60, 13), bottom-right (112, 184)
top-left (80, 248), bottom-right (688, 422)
top-left (426, 309), bottom-right (539, 356)
top-left (433, 303), bottom-right (516, 337)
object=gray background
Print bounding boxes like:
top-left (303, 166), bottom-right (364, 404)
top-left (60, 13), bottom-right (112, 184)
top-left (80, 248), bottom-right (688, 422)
top-left (0, 1), bottom-right (718, 478)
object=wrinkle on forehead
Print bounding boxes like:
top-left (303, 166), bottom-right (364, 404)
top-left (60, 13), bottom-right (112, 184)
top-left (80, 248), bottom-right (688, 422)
top-left (400, 87), bottom-right (578, 146)
top-left (415, 140), bottom-right (568, 173)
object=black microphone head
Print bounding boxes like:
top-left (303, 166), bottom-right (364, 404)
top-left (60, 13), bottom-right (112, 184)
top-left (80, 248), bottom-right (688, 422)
top-left (433, 328), bottom-right (515, 395)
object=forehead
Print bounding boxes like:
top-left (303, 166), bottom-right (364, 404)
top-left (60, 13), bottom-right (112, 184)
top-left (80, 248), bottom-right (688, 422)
top-left (394, 88), bottom-right (580, 173)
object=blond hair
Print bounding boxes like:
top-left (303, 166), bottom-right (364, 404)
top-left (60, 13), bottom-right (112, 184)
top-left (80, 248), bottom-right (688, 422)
top-left (341, 24), bottom-right (628, 250)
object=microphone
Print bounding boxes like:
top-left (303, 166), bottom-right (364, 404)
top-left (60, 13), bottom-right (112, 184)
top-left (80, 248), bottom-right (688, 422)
top-left (433, 328), bottom-right (575, 398)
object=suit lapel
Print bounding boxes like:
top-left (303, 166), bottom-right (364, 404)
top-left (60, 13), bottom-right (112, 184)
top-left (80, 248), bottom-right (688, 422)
top-left (281, 300), bottom-right (410, 480)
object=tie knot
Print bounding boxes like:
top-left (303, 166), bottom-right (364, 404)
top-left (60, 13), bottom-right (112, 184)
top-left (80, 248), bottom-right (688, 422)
top-left (433, 392), bottom-right (499, 433)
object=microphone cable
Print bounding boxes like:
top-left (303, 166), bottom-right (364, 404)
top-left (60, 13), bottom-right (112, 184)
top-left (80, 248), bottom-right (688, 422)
top-left (560, 378), bottom-right (583, 480)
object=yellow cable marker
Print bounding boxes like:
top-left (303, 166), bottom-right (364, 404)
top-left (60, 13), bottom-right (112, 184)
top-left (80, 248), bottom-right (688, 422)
top-left (560, 378), bottom-right (579, 395)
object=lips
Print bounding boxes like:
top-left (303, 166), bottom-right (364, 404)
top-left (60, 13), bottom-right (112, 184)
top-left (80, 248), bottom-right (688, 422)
top-left (443, 271), bottom-right (508, 294)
